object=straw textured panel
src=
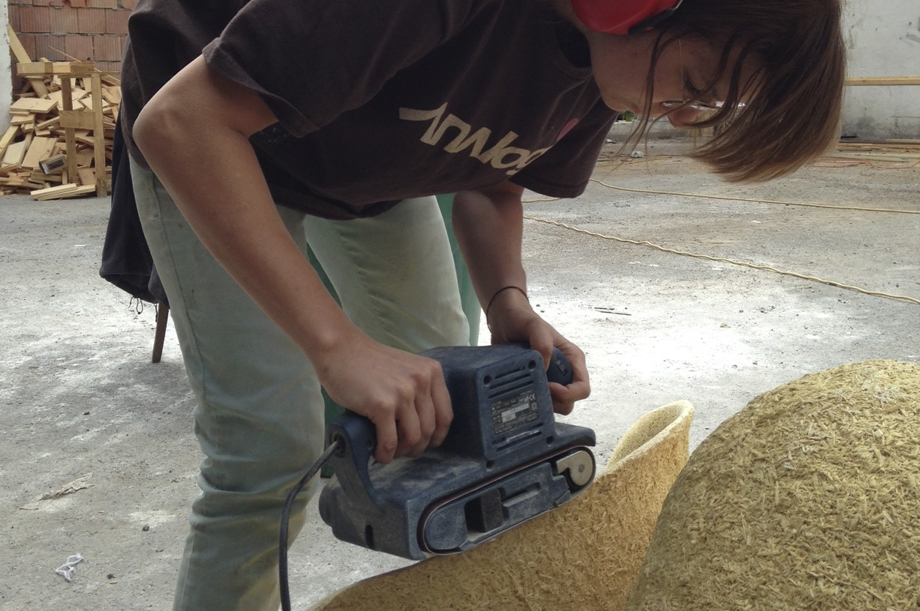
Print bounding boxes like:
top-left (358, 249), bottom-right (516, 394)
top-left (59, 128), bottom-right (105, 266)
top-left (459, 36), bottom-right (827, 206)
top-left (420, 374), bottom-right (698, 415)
top-left (309, 400), bottom-right (694, 611)
top-left (627, 360), bottom-right (920, 611)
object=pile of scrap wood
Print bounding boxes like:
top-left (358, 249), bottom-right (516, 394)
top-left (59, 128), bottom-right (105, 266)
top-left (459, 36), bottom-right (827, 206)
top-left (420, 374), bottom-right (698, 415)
top-left (4, 28), bottom-right (120, 200)
top-left (829, 140), bottom-right (920, 165)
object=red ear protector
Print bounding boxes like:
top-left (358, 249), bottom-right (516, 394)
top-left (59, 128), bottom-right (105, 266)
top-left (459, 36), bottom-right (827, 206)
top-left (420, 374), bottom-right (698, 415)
top-left (571, 0), bottom-right (683, 35)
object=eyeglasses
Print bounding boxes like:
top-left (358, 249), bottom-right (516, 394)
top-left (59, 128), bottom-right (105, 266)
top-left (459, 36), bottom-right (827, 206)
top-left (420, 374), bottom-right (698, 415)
top-left (661, 99), bottom-right (722, 111)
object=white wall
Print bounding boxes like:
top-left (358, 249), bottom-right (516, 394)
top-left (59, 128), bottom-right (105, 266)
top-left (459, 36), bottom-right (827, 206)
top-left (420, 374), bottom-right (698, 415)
top-left (841, 0), bottom-right (920, 139)
top-left (1, 5), bottom-right (11, 131)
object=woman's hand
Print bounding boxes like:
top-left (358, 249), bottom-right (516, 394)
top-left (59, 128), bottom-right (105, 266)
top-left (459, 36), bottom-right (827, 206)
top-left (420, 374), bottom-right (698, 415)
top-left (316, 331), bottom-right (453, 464)
top-left (452, 181), bottom-right (590, 415)
top-left (485, 287), bottom-right (590, 415)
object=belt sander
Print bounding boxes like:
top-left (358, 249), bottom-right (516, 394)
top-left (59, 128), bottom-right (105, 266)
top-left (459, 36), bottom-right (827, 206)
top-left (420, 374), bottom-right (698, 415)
top-left (318, 344), bottom-right (597, 560)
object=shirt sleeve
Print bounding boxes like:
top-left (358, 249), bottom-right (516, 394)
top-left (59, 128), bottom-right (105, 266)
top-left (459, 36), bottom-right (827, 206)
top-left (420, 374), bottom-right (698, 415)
top-left (202, 0), bottom-right (481, 137)
top-left (510, 101), bottom-right (617, 199)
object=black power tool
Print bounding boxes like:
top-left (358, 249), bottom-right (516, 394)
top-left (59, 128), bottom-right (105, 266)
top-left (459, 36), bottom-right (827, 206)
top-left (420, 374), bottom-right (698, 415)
top-left (318, 344), bottom-right (597, 560)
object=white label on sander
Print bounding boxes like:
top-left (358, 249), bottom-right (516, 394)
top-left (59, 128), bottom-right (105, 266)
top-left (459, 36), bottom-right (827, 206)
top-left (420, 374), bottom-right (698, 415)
top-left (490, 391), bottom-right (539, 435)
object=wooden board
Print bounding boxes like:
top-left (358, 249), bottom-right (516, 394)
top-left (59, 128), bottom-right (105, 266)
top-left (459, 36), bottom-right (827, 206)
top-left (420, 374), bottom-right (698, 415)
top-left (30, 182), bottom-right (79, 199)
top-left (845, 76), bottom-right (920, 86)
top-left (18, 61), bottom-right (95, 77)
top-left (44, 184), bottom-right (97, 200)
top-left (21, 137), bottom-right (56, 169)
top-left (3, 140), bottom-right (29, 167)
top-left (10, 97), bottom-right (58, 114)
top-left (74, 152), bottom-right (94, 168)
top-left (29, 182), bottom-right (96, 200)
top-left (77, 168), bottom-right (96, 185)
top-left (59, 109), bottom-right (96, 130)
top-left (0, 126), bottom-right (21, 159)
top-left (101, 86), bottom-right (122, 105)
top-left (8, 26), bottom-right (50, 97)
top-left (829, 151), bottom-right (920, 163)
top-left (36, 117), bottom-right (60, 131)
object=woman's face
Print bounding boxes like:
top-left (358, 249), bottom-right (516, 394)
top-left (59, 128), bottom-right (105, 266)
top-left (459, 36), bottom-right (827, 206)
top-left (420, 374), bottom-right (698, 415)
top-left (583, 30), bottom-right (749, 127)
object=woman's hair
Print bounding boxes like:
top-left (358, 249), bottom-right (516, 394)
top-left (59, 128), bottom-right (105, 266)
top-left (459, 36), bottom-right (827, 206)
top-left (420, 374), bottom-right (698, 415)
top-left (639, 0), bottom-right (846, 182)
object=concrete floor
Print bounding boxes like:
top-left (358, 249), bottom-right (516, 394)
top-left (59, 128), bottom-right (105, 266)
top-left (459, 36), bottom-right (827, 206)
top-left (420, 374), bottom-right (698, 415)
top-left (1, 140), bottom-right (918, 610)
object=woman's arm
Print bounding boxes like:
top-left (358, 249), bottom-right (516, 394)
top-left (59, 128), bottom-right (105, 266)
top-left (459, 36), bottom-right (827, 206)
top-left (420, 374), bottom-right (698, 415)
top-left (133, 57), bottom-right (452, 463)
top-left (452, 181), bottom-right (590, 414)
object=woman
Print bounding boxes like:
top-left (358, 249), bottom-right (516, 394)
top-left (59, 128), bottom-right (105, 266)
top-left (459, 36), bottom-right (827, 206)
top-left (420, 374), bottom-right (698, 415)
top-left (120, 0), bottom-right (844, 607)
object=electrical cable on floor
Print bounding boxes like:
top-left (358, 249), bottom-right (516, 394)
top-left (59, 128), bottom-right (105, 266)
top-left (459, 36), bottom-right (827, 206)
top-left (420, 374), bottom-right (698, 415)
top-left (280, 438), bottom-right (343, 611)
top-left (522, 167), bottom-right (919, 306)
top-left (523, 215), bottom-right (920, 307)
top-left (585, 177), bottom-right (920, 215)
top-left (811, 158), bottom-right (920, 170)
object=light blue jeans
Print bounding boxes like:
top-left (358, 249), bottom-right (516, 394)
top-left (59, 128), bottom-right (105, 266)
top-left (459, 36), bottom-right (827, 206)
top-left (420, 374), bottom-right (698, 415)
top-left (130, 160), bottom-right (470, 611)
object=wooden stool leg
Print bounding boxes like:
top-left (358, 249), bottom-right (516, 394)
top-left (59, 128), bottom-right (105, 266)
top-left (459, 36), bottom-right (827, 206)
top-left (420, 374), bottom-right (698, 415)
top-left (152, 302), bottom-right (169, 363)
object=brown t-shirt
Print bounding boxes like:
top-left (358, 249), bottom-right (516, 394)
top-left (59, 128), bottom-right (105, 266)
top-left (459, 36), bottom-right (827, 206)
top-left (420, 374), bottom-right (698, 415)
top-left (121, 0), bottom-right (616, 219)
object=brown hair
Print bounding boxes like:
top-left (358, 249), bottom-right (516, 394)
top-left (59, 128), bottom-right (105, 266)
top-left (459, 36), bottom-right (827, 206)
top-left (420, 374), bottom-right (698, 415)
top-left (638, 0), bottom-right (846, 182)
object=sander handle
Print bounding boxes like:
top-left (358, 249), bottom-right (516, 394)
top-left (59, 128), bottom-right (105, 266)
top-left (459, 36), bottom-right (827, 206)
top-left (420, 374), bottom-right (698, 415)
top-left (326, 413), bottom-right (383, 515)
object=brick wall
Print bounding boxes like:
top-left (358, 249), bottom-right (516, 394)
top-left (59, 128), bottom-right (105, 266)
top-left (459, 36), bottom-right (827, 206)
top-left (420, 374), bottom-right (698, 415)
top-left (8, 0), bottom-right (135, 78)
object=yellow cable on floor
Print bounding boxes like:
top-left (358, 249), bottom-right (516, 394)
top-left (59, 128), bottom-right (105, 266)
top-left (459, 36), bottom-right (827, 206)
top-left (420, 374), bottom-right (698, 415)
top-left (587, 178), bottom-right (920, 215)
top-left (524, 215), bottom-right (920, 307)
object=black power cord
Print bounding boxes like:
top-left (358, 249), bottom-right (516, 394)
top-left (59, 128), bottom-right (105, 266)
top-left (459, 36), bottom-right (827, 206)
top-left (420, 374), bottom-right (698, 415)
top-left (279, 438), bottom-right (343, 611)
